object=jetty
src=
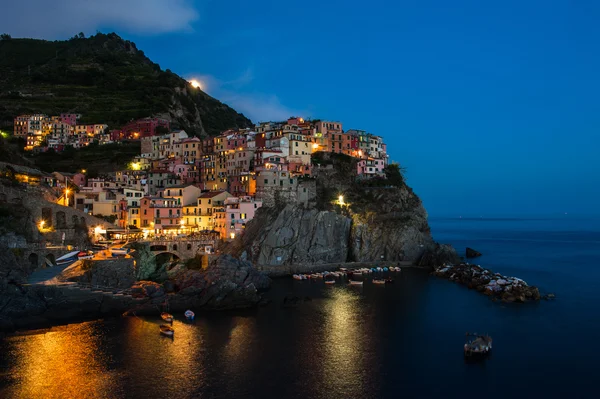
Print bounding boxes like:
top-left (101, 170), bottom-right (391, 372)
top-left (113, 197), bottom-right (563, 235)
top-left (433, 263), bottom-right (542, 302)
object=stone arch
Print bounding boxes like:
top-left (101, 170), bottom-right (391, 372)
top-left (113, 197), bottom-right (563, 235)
top-left (56, 211), bottom-right (67, 229)
top-left (72, 215), bottom-right (79, 226)
top-left (150, 244), bottom-right (167, 252)
top-left (45, 254), bottom-right (56, 266)
top-left (28, 253), bottom-right (39, 269)
top-left (0, 193), bottom-right (6, 202)
top-left (172, 244), bottom-right (178, 251)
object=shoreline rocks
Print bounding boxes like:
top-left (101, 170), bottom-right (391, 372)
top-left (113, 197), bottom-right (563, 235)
top-left (433, 263), bottom-right (542, 303)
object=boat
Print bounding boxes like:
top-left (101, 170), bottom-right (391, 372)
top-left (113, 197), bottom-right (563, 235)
top-left (110, 247), bottom-right (129, 256)
top-left (77, 250), bottom-right (94, 260)
top-left (184, 310), bottom-right (195, 321)
top-left (161, 312), bottom-right (174, 323)
top-left (352, 271), bottom-right (363, 276)
top-left (373, 279), bottom-right (386, 285)
top-left (464, 333), bottom-right (493, 357)
top-left (340, 268), bottom-right (347, 271)
top-left (324, 280), bottom-right (336, 285)
top-left (55, 251), bottom-right (83, 266)
top-left (293, 274), bottom-right (303, 280)
top-left (349, 280), bottom-right (363, 286)
top-left (159, 324), bottom-right (174, 337)
top-left (376, 267), bottom-right (382, 272)
top-left (383, 267), bottom-right (389, 272)
top-left (371, 268), bottom-right (377, 272)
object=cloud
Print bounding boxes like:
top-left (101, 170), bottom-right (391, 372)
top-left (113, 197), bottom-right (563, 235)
top-left (190, 69), bottom-right (303, 122)
top-left (0, 0), bottom-right (199, 39)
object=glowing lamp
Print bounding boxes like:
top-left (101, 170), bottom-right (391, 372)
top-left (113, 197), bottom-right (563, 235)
top-left (230, 232), bottom-right (236, 240)
top-left (338, 195), bottom-right (344, 205)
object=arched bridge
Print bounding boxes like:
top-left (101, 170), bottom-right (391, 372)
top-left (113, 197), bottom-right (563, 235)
top-left (146, 238), bottom-right (218, 260)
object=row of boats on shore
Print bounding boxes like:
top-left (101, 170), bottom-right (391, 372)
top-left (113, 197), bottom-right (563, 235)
top-left (292, 266), bottom-right (402, 286)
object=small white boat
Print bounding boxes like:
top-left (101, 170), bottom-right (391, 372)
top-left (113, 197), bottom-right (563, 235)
top-left (160, 324), bottom-right (174, 337)
top-left (55, 250), bottom-right (82, 266)
top-left (340, 268), bottom-right (347, 271)
top-left (161, 312), bottom-right (173, 323)
top-left (349, 280), bottom-right (363, 286)
top-left (325, 280), bottom-right (336, 285)
top-left (373, 279), bottom-right (386, 285)
top-left (293, 274), bottom-right (303, 280)
top-left (110, 247), bottom-right (129, 256)
top-left (376, 267), bottom-right (382, 272)
top-left (184, 310), bottom-right (195, 320)
top-left (352, 271), bottom-right (363, 276)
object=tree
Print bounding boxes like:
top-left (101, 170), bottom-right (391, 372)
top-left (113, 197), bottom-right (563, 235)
top-left (384, 163), bottom-right (406, 187)
top-left (78, 32), bottom-right (85, 39)
top-left (0, 33), bottom-right (11, 40)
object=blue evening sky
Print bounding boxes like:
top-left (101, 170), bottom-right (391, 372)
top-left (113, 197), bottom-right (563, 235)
top-left (5, 0), bottom-right (600, 217)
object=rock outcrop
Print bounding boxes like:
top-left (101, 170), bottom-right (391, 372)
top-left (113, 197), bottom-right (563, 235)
top-left (228, 183), bottom-right (459, 268)
top-left (466, 247), bottom-right (482, 258)
top-left (236, 205), bottom-right (352, 266)
top-left (433, 263), bottom-right (541, 302)
top-left (130, 255), bottom-right (271, 312)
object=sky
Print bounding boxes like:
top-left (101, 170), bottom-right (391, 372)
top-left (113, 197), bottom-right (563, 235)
top-left (2, 0), bottom-right (600, 217)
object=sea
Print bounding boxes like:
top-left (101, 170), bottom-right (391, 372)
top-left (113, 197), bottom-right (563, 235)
top-left (1, 216), bottom-right (599, 399)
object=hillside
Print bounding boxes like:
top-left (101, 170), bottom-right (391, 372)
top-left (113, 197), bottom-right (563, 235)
top-left (0, 33), bottom-right (252, 136)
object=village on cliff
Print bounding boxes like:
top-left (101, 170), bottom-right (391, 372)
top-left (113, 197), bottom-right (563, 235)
top-left (8, 113), bottom-right (390, 241)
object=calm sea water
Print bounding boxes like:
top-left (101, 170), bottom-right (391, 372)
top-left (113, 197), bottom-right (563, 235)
top-left (1, 216), bottom-right (599, 399)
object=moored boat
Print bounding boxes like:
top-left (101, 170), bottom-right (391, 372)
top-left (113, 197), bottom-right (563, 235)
top-left (349, 280), bottom-right (363, 286)
top-left (464, 333), bottom-right (493, 358)
top-left (293, 274), bottom-right (303, 280)
top-left (324, 280), bottom-right (336, 285)
top-left (110, 247), bottom-right (129, 256)
top-left (160, 324), bottom-right (174, 337)
top-left (184, 310), bottom-right (195, 320)
top-left (161, 312), bottom-right (174, 323)
top-left (373, 279), bottom-right (386, 285)
top-left (55, 250), bottom-right (82, 266)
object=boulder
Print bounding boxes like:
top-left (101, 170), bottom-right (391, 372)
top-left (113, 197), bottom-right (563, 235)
top-left (466, 247), bottom-right (482, 258)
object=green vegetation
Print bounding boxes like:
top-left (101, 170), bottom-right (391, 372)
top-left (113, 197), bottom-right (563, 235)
top-left (30, 141), bottom-right (140, 173)
top-left (0, 32), bottom-right (252, 136)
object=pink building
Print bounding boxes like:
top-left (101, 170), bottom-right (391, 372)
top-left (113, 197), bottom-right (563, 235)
top-left (121, 117), bottom-right (170, 139)
top-left (140, 196), bottom-right (182, 232)
top-left (223, 196), bottom-right (263, 240)
top-left (60, 113), bottom-right (80, 126)
top-left (357, 158), bottom-right (385, 176)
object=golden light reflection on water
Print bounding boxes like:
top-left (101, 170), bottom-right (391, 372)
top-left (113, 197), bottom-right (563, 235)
top-left (4, 322), bottom-right (117, 399)
top-left (122, 317), bottom-right (205, 393)
top-left (222, 316), bottom-right (258, 374)
top-left (321, 287), bottom-right (367, 395)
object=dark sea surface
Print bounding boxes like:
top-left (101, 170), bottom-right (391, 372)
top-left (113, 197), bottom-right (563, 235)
top-left (1, 216), bottom-right (599, 398)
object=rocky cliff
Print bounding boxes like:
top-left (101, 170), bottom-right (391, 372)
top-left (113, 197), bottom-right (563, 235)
top-left (228, 153), bottom-right (459, 268)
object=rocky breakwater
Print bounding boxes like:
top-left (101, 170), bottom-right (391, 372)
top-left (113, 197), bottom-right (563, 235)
top-left (433, 263), bottom-right (543, 303)
top-left (128, 254), bottom-right (271, 314)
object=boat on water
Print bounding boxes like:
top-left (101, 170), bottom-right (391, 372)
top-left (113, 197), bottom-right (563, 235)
top-left (324, 280), bottom-right (336, 285)
top-left (293, 274), bottom-right (303, 280)
top-left (464, 333), bottom-right (493, 358)
top-left (184, 310), bottom-right (195, 321)
top-left (349, 280), bottom-right (363, 286)
top-left (161, 312), bottom-right (174, 323)
top-left (159, 324), bottom-right (174, 337)
top-left (373, 279), bottom-right (386, 285)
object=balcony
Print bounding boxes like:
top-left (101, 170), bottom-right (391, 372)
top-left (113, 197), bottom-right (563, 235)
top-left (150, 204), bottom-right (182, 208)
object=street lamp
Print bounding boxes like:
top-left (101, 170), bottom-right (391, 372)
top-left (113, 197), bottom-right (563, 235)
top-left (39, 220), bottom-right (45, 230)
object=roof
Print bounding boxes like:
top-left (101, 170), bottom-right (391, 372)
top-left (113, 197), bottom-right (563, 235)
top-left (199, 190), bottom-right (226, 198)
top-left (0, 162), bottom-right (48, 177)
